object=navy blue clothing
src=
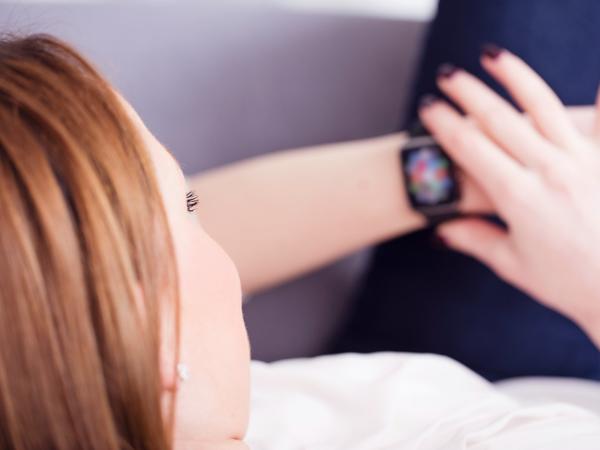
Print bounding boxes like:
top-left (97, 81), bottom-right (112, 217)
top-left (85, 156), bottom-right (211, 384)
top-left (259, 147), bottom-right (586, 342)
top-left (329, 0), bottom-right (600, 381)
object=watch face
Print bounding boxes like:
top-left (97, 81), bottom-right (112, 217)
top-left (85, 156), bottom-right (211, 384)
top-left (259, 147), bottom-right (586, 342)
top-left (402, 144), bottom-right (459, 209)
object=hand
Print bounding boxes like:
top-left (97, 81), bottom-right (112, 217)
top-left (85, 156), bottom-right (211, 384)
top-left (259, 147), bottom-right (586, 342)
top-left (419, 46), bottom-right (600, 346)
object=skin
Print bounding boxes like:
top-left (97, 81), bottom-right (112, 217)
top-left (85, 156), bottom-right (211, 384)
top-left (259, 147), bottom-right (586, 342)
top-left (122, 99), bottom-right (251, 449)
top-left (188, 134), bottom-right (490, 295)
top-left (187, 108), bottom-right (596, 296)
top-left (116, 51), bottom-right (600, 447)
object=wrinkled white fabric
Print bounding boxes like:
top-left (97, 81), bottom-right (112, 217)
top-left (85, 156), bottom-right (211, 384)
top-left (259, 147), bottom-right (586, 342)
top-left (246, 353), bottom-right (600, 449)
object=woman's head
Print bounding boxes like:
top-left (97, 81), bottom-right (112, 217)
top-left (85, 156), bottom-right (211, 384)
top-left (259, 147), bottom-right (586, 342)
top-left (0, 34), bottom-right (250, 449)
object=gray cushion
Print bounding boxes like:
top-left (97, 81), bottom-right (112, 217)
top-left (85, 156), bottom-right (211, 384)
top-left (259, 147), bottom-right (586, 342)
top-left (0, 2), bottom-right (427, 360)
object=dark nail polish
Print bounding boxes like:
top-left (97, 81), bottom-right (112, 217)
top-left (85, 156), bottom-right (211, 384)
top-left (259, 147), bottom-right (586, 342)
top-left (482, 43), bottom-right (504, 59)
top-left (438, 63), bottom-right (458, 79)
top-left (431, 234), bottom-right (447, 249)
top-left (438, 234), bottom-right (447, 246)
top-left (419, 94), bottom-right (439, 109)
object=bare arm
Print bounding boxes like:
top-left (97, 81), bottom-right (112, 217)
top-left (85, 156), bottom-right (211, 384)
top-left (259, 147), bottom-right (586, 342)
top-left (187, 103), bottom-right (595, 296)
top-left (188, 133), bottom-right (486, 294)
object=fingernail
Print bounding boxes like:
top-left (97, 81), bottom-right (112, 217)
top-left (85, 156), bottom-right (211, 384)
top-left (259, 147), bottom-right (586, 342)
top-left (431, 233), bottom-right (448, 249)
top-left (419, 94), bottom-right (439, 109)
top-left (438, 63), bottom-right (458, 79)
top-left (437, 233), bottom-right (447, 246)
top-left (482, 43), bottom-right (504, 59)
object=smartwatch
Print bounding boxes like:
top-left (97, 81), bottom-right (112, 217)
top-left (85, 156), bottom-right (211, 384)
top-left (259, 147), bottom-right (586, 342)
top-left (400, 122), bottom-right (461, 225)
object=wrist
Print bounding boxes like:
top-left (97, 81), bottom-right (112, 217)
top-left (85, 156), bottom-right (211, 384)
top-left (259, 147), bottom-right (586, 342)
top-left (374, 133), bottom-right (427, 235)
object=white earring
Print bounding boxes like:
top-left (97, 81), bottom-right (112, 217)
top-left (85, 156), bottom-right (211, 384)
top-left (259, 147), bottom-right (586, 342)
top-left (176, 362), bottom-right (190, 382)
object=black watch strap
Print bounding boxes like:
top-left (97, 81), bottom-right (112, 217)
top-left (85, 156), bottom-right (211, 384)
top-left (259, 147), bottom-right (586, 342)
top-left (426, 211), bottom-right (461, 227)
top-left (407, 120), bottom-right (430, 138)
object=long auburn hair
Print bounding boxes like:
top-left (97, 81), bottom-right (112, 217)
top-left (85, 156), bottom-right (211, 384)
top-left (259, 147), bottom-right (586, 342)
top-left (0, 34), bottom-right (180, 449)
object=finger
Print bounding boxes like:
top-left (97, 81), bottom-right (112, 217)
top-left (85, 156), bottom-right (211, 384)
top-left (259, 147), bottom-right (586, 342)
top-left (457, 173), bottom-right (493, 215)
top-left (437, 65), bottom-right (562, 170)
top-left (481, 46), bottom-right (581, 149)
top-left (437, 218), bottom-right (516, 280)
top-left (419, 98), bottom-right (527, 210)
top-left (566, 106), bottom-right (597, 138)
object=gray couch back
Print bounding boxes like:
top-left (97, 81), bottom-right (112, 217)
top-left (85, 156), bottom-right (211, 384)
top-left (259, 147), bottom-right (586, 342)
top-left (0, 2), bottom-right (427, 360)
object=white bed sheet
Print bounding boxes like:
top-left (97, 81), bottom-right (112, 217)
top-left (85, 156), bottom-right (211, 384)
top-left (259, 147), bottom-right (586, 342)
top-left (497, 376), bottom-right (600, 416)
top-left (247, 352), bottom-right (600, 449)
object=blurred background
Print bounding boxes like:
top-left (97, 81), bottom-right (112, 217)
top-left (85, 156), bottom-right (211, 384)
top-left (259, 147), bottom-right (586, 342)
top-left (0, 0), bottom-right (434, 361)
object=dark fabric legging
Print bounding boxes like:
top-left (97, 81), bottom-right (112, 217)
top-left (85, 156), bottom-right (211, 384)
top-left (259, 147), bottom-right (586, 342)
top-left (330, 0), bottom-right (600, 381)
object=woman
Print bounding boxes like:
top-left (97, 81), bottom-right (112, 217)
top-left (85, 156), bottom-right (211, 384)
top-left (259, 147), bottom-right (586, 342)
top-left (0, 34), bottom-right (599, 449)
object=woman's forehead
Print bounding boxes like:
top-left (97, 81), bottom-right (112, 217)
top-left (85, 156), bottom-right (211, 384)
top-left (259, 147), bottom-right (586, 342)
top-left (114, 91), bottom-right (184, 192)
